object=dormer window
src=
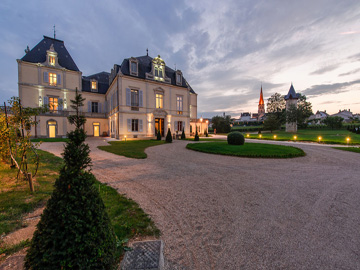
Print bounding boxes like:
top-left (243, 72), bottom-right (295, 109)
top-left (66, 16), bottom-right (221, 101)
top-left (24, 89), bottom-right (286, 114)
top-left (176, 70), bottom-right (182, 86)
top-left (153, 55), bottom-right (166, 82)
top-left (91, 80), bottom-right (98, 92)
top-left (49, 56), bottom-right (55, 66)
top-left (129, 57), bottom-right (138, 76)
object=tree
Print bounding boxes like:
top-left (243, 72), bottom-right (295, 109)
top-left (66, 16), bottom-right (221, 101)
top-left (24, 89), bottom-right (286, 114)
top-left (322, 116), bottom-right (343, 130)
top-left (156, 129), bottom-right (161, 140)
top-left (286, 94), bottom-right (313, 129)
top-left (166, 128), bottom-right (172, 143)
top-left (263, 114), bottom-right (281, 133)
top-left (194, 130), bottom-right (199, 141)
top-left (266, 93), bottom-right (286, 124)
top-left (25, 89), bottom-right (117, 270)
top-left (181, 128), bottom-right (186, 139)
top-left (211, 115), bottom-right (231, 133)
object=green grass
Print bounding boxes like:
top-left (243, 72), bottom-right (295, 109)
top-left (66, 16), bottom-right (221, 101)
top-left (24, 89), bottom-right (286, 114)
top-left (98, 140), bottom-right (165, 159)
top-left (244, 129), bottom-right (360, 145)
top-left (332, 147), bottom-right (360, 154)
top-left (31, 138), bottom-right (69, 142)
top-left (185, 138), bottom-right (224, 141)
top-left (0, 150), bottom-right (159, 258)
top-left (186, 141), bottom-right (305, 158)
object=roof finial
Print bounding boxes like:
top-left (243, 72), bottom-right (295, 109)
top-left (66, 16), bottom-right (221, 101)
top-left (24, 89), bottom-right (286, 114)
top-left (53, 25), bottom-right (56, 39)
top-left (146, 48), bottom-right (148, 56)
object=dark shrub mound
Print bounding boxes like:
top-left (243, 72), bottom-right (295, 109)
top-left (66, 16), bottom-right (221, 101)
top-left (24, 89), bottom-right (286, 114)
top-left (181, 128), bottom-right (186, 140)
top-left (157, 129), bottom-right (161, 140)
top-left (166, 128), bottom-right (172, 143)
top-left (227, 131), bottom-right (245, 145)
top-left (194, 130), bottom-right (199, 141)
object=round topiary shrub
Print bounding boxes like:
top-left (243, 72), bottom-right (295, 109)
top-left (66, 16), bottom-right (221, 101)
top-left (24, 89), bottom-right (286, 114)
top-left (227, 131), bottom-right (245, 145)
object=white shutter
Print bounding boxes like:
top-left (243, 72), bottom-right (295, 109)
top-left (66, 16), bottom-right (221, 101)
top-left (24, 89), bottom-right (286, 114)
top-left (139, 90), bottom-right (143, 107)
top-left (43, 72), bottom-right (49, 83)
top-left (139, 119), bottom-right (143, 132)
top-left (127, 119), bottom-right (132, 132)
top-left (88, 101), bottom-right (91, 112)
top-left (58, 98), bottom-right (63, 111)
top-left (57, 74), bottom-right (61, 85)
top-left (126, 88), bottom-right (131, 106)
top-left (44, 96), bottom-right (49, 105)
top-left (98, 103), bottom-right (102, 113)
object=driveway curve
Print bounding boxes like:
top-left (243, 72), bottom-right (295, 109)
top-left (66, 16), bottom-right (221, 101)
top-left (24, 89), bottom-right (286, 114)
top-left (40, 138), bottom-right (360, 270)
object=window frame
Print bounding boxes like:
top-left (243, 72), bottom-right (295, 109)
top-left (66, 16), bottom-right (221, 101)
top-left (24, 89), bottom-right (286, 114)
top-left (49, 56), bottom-right (55, 66)
top-left (176, 95), bottom-right (183, 115)
top-left (129, 58), bottom-right (139, 76)
top-left (49, 73), bottom-right (57, 86)
top-left (132, 119), bottom-right (139, 132)
top-left (49, 97), bottom-right (58, 111)
top-left (91, 80), bottom-right (98, 92)
top-left (91, 102), bottom-right (99, 113)
top-left (156, 93), bottom-right (163, 109)
top-left (131, 89), bottom-right (139, 110)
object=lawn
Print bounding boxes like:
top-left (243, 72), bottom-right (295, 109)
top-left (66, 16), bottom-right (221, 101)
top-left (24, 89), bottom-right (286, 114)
top-left (186, 141), bottom-right (305, 158)
top-left (332, 147), bottom-right (360, 154)
top-left (245, 129), bottom-right (360, 145)
top-left (98, 140), bottom-right (165, 159)
top-left (31, 138), bottom-right (69, 143)
top-left (0, 150), bottom-right (159, 258)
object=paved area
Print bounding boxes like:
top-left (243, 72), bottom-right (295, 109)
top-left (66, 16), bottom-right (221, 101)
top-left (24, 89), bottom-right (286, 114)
top-left (41, 138), bottom-right (360, 270)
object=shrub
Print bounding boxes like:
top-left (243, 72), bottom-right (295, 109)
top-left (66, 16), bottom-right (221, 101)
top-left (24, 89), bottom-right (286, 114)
top-left (194, 130), bottom-right (199, 141)
top-left (157, 129), bottom-right (161, 140)
top-left (204, 130), bottom-right (208, 137)
top-left (25, 89), bottom-right (116, 270)
top-left (166, 128), bottom-right (172, 143)
top-left (227, 131), bottom-right (245, 145)
top-left (181, 128), bottom-right (186, 139)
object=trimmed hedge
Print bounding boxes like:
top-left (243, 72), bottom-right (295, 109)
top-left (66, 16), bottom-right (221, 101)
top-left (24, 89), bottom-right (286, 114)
top-left (227, 131), bottom-right (245, 145)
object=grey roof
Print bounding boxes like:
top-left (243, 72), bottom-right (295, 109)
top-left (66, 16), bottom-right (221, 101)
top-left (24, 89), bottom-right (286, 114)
top-left (82, 72), bottom-right (110, 95)
top-left (21, 36), bottom-right (79, 71)
top-left (118, 55), bottom-right (196, 94)
top-left (284, 84), bottom-right (300, 100)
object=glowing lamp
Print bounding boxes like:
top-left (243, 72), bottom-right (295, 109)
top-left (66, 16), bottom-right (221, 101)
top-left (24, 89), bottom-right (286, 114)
top-left (246, 134), bottom-right (250, 138)
top-left (259, 134), bottom-right (262, 138)
top-left (273, 135), bottom-right (277, 139)
top-left (318, 136), bottom-right (322, 143)
top-left (293, 135), bottom-right (297, 141)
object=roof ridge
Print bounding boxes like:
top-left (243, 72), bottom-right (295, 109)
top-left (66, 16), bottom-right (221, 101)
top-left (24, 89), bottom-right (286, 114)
top-left (43, 35), bottom-right (64, 43)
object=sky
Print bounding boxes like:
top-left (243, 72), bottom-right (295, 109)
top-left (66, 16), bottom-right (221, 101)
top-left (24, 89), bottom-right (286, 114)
top-left (0, 0), bottom-right (359, 118)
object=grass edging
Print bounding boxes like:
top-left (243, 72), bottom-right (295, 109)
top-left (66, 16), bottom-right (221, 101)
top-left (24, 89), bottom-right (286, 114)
top-left (332, 147), bottom-right (360, 154)
top-left (186, 142), bottom-right (305, 158)
top-left (98, 140), bottom-right (165, 159)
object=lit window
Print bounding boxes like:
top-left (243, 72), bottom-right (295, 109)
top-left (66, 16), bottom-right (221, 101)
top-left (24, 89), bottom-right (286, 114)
top-left (49, 56), bottom-right (55, 66)
top-left (156, 94), bottom-right (163, 109)
top-left (155, 67), bottom-right (159, 77)
top-left (49, 73), bottom-right (57, 86)
top-left (91, 81), bottom-right (97, 91)
top-left (177, 96), bottom-right (183, 115)
top-left (132, 119), bottom-right (139, 131)
top-left (154, 65), bottom-right (164, 81)
top-left (49, 97), bottom-right (58, 111)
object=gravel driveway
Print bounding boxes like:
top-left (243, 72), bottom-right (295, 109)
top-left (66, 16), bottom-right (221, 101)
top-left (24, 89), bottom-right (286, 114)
top-left (40, 138), bottom-right (360, 270)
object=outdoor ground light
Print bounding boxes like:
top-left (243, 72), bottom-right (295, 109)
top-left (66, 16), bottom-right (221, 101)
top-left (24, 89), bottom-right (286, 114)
top-left (124, 135), bottom-right (127, 141)
top-left (293, 135), bottom-right (297, 141)
top-left (273, 135), bottom-right (277, 139)
top-left (318, 136), bottom-right (322, 143)
top-left (259, 134), bottom-right (262, 138)
top-left (346, 137), bottom-right (350, 145)
top-left (247, 134), bottom-right (250, 137)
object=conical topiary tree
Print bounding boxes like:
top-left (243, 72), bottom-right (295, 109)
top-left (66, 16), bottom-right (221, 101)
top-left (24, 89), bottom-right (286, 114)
top-left (181, 128), bottom-right (186, 140)
top-left (157, 129), bottom-right (161, 140)
top-left (194, 130), bottom-right (199, 141)
top-left (166, 128), bottom-right (172, 143)
top-left (25, 89), bottom-right (116, 270)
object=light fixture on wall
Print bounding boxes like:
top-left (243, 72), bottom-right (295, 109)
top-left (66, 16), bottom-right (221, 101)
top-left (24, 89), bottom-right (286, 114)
top-left (39, 96), bottom-right (42, 106)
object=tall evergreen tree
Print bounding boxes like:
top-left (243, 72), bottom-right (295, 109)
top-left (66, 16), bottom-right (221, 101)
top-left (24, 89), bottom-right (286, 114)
top-left (25, 89), bottom-right (117, 270)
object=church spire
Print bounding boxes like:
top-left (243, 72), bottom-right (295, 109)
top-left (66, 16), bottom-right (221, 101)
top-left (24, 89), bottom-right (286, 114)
top-left (259, 85), bottom-right (264, 105)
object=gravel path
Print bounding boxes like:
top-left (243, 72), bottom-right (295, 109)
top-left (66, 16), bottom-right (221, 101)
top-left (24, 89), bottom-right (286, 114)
top-left (40, 138), bottom-right (360, 270)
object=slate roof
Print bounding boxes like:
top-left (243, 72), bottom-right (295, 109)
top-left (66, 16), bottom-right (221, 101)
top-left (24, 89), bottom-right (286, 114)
top-left (21, 36), bottom-right (79, 71)
top-left (118, 55), bottom-right (196, 94)
top-left (284, 84), bottom-right (300, 100)
top-left (82, 72), bottom-right (110, 94)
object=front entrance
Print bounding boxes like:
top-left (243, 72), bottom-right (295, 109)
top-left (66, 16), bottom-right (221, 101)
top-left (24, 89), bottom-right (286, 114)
top-left (155, 118), bottom-right (164, 137)
top-left (48, 120), bottom-right (57, 138)
top-left (93, 123), bottom-right (100, 137)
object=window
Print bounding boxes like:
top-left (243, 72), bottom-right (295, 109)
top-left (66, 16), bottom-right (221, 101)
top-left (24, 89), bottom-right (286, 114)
top-left (129, 58), bottom-right (138, 76)
top-left (177, 121), bottom-right (183, 132)
top-left (176, 73), bottom-right (182, 85)
top-left (131, 62), bottom-right (137, 73)
top-left (49, 97), bottom-right (58, 111)
top-left (49, 73), bottom-right (57, 86)
top-left (92, 102), bottom-right (98, 113)
top-left (156, 94), bottom-right (163, 109)
top-left (155, 67), bottom-right (159, 77)
top-left (177, 96), bottom-right (183, 115)
top-left (132, 119), bottom-right (139, 131)
top-left (154, 66), bottom-right (164, 81)
top-left (91, 81), bottom-right (97, 92)
top-left (131, 89), bottom-right (139, 110)
top-left (49, 56), bottom-right (55, 66)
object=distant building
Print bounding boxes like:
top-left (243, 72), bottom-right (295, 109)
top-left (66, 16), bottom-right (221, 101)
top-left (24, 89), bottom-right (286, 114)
top-left (236, 86), bottom-right (265, 123)
top-left (284, 83), bottom-right (300, 132)
top-left (331, 109), bottom-right (354, 122)
top-left (258, 86), bottom-right (265, 119)
top-left (308, 110), bottom-right (329, 124)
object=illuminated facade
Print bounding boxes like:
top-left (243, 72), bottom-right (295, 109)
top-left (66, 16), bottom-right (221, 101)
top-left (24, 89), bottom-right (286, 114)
top-left (17, 36), bottom-right (200, 139)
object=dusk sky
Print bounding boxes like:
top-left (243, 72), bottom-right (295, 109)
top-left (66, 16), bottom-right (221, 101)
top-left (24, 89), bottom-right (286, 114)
top-left (1, 0), bottom-right (359, 118)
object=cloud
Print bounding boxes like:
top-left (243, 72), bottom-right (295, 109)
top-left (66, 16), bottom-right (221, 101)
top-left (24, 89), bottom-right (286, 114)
top-left (338, 68), bottom-right (360, 77)
top-left (310, 64), bottom-right (339, 75)
top-left (302, 79), bottom-right (360, 97)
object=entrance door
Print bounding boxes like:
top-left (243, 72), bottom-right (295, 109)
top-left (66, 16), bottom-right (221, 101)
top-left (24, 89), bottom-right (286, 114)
top-left (93, 123), bottom-right (100, 137)
top-left (49, 125), bottom-right (56, 138)
top-left (155, 118), bottom-right (164, 136)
